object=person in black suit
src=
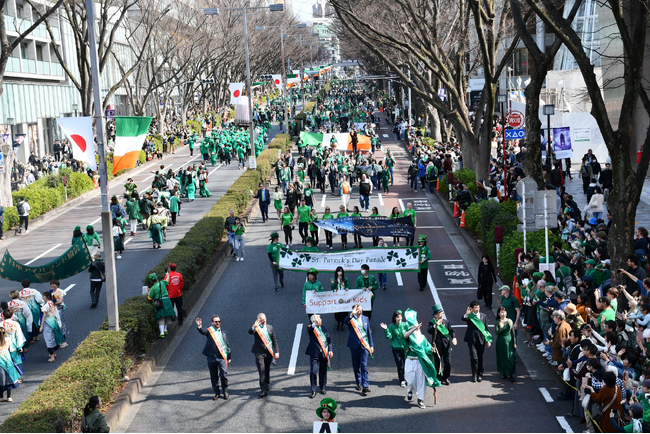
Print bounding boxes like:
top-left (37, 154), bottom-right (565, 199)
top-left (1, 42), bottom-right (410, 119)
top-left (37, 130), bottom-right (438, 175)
top-left (305, 314), bottom-right (333, 398)
top-left (254, 183), bottom-right (271, 223)
top-left (249, 313), bottom-right (279, 397)
top-left (461, 300), bottom-right (492, 382)
top-left (344, 304), bottom-right (374, 395)
top-left (196, 315), bottom-right (231, 400)
top-left (427, 304), bottom-right (457, 385)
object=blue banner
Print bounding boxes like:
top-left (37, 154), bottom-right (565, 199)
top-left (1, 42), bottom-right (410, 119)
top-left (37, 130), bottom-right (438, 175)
top-left (314, 216), bottom-right (415, 238)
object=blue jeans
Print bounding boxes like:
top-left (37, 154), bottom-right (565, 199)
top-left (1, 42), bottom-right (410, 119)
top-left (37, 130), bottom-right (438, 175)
top-left (378, 273), bottom-right (387, 288)
top-left (281, 180), bottom-right (289, 194)
top-left (360, 195), bottom-right (370, 211)
top-left (227, 232), bottom-right (235, 250)
top-left (410, 177), bottom-right (418, 191)
top-left (592, 211), bottom-right (602, 220)
top-left (351, 346), bottom-right (370, 387)
top-left (389, 168), bottom-right (394, 185)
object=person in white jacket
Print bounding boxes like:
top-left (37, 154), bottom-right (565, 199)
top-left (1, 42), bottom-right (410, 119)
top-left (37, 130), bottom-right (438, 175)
top-left (587, 186), bottom-right (605, 220)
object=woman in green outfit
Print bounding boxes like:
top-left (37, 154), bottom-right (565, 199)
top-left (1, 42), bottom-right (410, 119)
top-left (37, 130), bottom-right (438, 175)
top-left (495, 307), bottom-right (516, 382)
top-left (380, 310), bottom-right (409, 387)
top-left (199, 170), bottom-right (212, 198)
top-left (380, 161), bottom-right (391, 193)
top-left (169, 191), bottom-right (181, 226)
top-left (389, 207), bottom-right (402, 246)
top-left (187, 172), bottom-right (196, 201)
top-left (281, 206), bottom-right (294, 247)
top-left (147, 273), bottom-right (176, 338)
top-left (147, 208), bottom-right (168, 249)
top-left (309, 209), bottom-right (319, 246)
top-left (273, 187), bottom-right (284, 220)
top-left (232, 217), bottom-right (246, 261)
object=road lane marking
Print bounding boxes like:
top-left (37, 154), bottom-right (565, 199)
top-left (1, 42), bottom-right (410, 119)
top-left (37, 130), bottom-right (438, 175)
top-left (436, 287), bottom-right (478, 290)
top-left (418, 226), bottom-right (443, 229)
top-left (208, 163), bottom-right (224, 176)
top-left (321, 194), bottom-right (327, 209)
top-left (539, 387), bottom-right (554, 403)
top-left (124, 237), bottom-right (134, 245)
top-left (428, 259), bottom-right (464, 262)
top-left (556, 416), bottom-right (573, 433)
top-left (427, 271), bottom-right (445, 319)
top-left (62, 284), bottom-right (75, 294)
top-left (89, 217), bottom-right (101, 226)
top-left (378, 193), bottom-right (384, 206)
top-left (398, 199), bottom-right (404, 212)
top-left (25, 243), bottom-right (63, 265)
top-left (382, 134), bottom-right (388, 138)
top-left (288, 323), bottom-right (303, 375)
top-left (142, 174), bottom-right (155, 182)
top-left (395, 272), bottom-right (403, 286)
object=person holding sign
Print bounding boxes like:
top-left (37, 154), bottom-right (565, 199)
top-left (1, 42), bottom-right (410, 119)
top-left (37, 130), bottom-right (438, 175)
top-left (303, 268), bottom-right (325, 313)
top-left (344, 304), bottom-right (374, 395)
top-left (306, 314), bottom-right (333, 398)
top-left (314, 398), bottom-right (339, 433)
top-left (356, 264), bottom-right (378, 320)
top-left (462, 301), bottom-right (492, 383)
top-left (196, 315), bottom-right (231, 400)
top-left (249, 313), bottom-right (279, 397)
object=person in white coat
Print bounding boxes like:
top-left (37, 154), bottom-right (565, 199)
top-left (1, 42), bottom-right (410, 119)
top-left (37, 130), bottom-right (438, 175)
top-left (586, 186), bottom-right (605, 220)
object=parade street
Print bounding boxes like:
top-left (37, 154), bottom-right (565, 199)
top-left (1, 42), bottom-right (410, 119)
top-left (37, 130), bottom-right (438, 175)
top-left (114, 128), bottom-right (576, 433)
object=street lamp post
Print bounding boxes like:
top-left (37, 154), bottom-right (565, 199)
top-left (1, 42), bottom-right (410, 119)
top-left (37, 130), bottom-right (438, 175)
top-left (543, 104), bottom-right (555, 169)
top-left (498, 94), bottom-right (508, 202)
top-left (204, 4), bottom-right (284, 161)
top-left (72, 103), bottom-right (78, 117)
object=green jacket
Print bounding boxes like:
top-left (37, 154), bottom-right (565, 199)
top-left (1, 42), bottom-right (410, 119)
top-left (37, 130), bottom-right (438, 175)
top-left (383, 322), bottom-right (409, 350)
top-left (302, 279), bottom-right (324, 304)
top-left (81, 410), bottom-right (110, 433)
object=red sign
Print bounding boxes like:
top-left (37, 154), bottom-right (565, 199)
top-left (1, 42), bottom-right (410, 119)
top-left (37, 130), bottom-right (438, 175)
top-left (507, 111), bottom-right (525, 129)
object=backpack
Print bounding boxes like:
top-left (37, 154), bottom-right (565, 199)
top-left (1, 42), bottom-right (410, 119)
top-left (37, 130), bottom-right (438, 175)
top-left (81, 415), bottom-right (100, 433)
top-left (557, 267), bottom-right (573, 290)
top-left (16, 201), bottom-right (24, 216)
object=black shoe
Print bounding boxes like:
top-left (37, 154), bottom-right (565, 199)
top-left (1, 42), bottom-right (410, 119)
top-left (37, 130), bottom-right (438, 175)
top-left (280, 280), bottom-right (285, 288)
top-left (91, 303), bottom-right (97, 308)
top-left (212, 394), bottom-right (220, 401)
top-left (223, 391), bottom-right (229, 400)
top-left (362, 387), bottom-right (370, 395)
top-left (178, 320), bottom-right (183, 326)
top-left (419, 287), bottom-right (425, 292)
top-left (565, 413), bottom-right (577, 419)
top-left (355, 384), bottom-right (361, 391)
top-left (441, 379), bottom-right (450, 386)
top-left (321, 388), bottom-right (326, 395)
top-left (406, 391), bottom-right (413, 401)
top-left (275, 287), bottom-right (279, 292)
top-left (509, 376), bottom-right (516, 383)
top-left (310, 391), bottom-right (316, 398)
top-left (260, 391), bottom-right (267, 398)
top-left (477, 376), bottom-right (483, 382)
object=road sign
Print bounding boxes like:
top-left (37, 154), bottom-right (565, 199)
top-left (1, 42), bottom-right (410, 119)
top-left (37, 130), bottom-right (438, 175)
top-left (535, 213), bottom-right (558, 229)
top-left (516, 178), bottom-right (537, 199)
top-left (505, 129), bottom-right (525, 140)
top-left (410, 199), bottom-right (433, 211)
top-left (0, 151), bottom-right (5, 173)
top-left (517, 204), bottom-right (535, 223)
top-left (534, 191), bottom-right (558, 215)
top-left (507, 110), bottom-right (525, 128)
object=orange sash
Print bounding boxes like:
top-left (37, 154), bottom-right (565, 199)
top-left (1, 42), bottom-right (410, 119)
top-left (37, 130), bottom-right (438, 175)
top-left (312, 325), bottom-right (331, 369)
top-left (350, 316), bottom-right (372, 356)
top-left (208, 327), bottom-right (229, 368)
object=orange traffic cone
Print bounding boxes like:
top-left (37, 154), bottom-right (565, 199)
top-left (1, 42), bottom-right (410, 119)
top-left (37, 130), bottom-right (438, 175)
top-left (436, 179), bottom-right (440, 191)
top-left (513, 277), bottom-right (522, 305)
top-left (453, 201), bottom-right (460, 218)
top-left (459, 210), bottom-right (466, 228)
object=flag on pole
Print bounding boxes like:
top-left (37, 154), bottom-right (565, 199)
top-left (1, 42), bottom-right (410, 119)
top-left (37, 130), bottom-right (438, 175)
top-left (56, 116), bottom-right (96, 171)
top-left (286, 74), bottom-right (299, 89)
top-left (112, 116), bottom-right (152, 175)
top-left (272, 74), bottom-right (283, 91)
top-left (230, 83), bottom-right (245, 105)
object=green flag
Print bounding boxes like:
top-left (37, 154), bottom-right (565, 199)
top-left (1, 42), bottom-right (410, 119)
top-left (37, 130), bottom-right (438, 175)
top-left (404, 309), bottom-right (440, 388)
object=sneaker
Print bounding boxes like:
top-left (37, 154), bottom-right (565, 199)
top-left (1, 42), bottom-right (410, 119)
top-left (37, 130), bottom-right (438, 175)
top-left (417, 399), bottom-right (426, 409)
top-left (236, 257), bottom-right (240, 261)
top-left (549, 360), bottom-right (558, 366)
top-left (240, 258), bottom-right (244, 261)
top-left (400, 381), bottom-right (407, 388)
top-left (24, 230), bottom-right (29, 234)
top-left (406, 392), bottom-right (413, 402)
top-left (542, 352), bottom-right (551, 357)
top-left (116, 255), bottom-right (122, 259)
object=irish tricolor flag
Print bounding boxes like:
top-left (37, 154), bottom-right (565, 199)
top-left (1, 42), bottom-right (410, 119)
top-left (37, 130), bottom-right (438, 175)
top-left (112, 116), bottom-right (152, 175)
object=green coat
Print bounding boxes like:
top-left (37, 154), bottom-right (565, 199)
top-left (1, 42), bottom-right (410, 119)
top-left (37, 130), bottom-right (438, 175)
top-left (169, 196), bottom-right (181, 213)
top-left (125, 200), bottom-right (140, 220)
top-left (302, 279), bottom-right (324, 304)
top-left (148, 281), bottom-right (176, 320)
top-left (383, 322), bottom-right (409, 350)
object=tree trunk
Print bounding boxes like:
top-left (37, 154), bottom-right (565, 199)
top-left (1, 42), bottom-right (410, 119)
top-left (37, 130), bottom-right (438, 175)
top-left (523, 71), bottom-right (546, 189)
top-left (427, 104), bottom-right (442, 141)
top-left (0, 143), bottom-right (14, 207)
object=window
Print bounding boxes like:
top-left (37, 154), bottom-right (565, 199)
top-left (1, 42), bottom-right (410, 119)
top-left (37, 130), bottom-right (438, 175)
top-left (21, 43), bottom-right (28, 59)
top-left (36, 45), bottom-right (43, 61)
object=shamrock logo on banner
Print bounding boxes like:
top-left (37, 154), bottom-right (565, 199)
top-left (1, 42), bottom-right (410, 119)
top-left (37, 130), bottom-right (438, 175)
top-left (299, 253), bottom-right (313, 262)
top-left (386, 251), bottom-right (399, 262)
top-left (395, 258), bottom-right (407, 268)
top-left (291, 258), bottom-right (303, 267)
top-left (405, 248), bottom-right (419, 259)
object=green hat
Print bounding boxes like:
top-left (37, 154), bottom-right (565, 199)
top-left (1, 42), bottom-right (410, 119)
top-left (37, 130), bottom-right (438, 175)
top-left (74, 226), bottom-right (81, 231)
top-left (308, 267), bottom-right (319, 276)
top-left (540, 255), bottom-right (555, 263)
top-left (585, 259), bottom-right (597, 265)
top-left (86, 225), bottom-right (94, 230)
top-left (431, 304), bottom-right (443, 316)
top-left (306, 237), bottom-right (316, 245)
top-left (269, 232), bottom-right (279, 240)
top-left (148, 273), bottom-right (158, 282)
top-left (418, 234), bottom-right (427, 242)
top-left (500, 285), bottom-right (511, 292)
top-left (316, 398), bottom-right (337, 420)
top-left (532, 272), bottom-right (545, 279)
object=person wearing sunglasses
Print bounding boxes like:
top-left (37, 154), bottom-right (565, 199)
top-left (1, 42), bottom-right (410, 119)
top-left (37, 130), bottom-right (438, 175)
top-left (196, 315), bottom-right (231, 401)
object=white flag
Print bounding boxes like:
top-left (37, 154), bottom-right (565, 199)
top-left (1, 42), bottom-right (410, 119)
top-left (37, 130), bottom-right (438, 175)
top-left (272, 74), bottom-right (283, 91)
top-left (56, 117), bottom-right (96, 171)
top-left (230, 83), bottom-right (245, 105)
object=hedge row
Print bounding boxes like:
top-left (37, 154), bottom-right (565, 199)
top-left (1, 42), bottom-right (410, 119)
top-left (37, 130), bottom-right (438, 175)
top-left (0, 331), bottom-right (127, 432)
top-left (143, 132), bottom-right (294, 288)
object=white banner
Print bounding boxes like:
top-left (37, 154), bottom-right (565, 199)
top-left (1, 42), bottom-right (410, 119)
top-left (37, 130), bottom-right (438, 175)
top-left (306, 289), bottom-right (372, 314)
top-left (314, 422), bottom-right (338, 433)
top-left (278, 246), bottom-right (421, 273)
top-left (56, 116), bottom-right (97, 171)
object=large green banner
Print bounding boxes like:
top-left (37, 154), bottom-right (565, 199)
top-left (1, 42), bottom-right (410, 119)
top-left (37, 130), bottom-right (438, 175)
top-left (0, 238), bottom-right (93, 283)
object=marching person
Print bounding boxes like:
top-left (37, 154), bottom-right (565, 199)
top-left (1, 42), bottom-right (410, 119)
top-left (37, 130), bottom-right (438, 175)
top-left (331, 267), bottom-right (351, 330)
top-left (18, 279), bottom-right (42, 343)
top-left (88, 253), bottom-right (105, 309)
top-left (344, 304), bottom-right (374, 396)
top-left (303, 268), bottom-right (324, 316)
top-left (356, 264), bottom-right (378, 320)
top-left (267, 232), bottom-right (285, 291)
top-left (380, 310), bottom-right (409, 387)
top-left (147, 273), bottom-right (176, 338)
top-left (462, 300), bottom-right (492, 382)
top-left (306, 314), bottom-right (333, 398)
top-left (49, 280), bottom-right (69, 346)
top-left (165, 263), bottom-right (184, 326)
top-left (417, 235), bottom-right (431, 291)
top-left (196, 315), bottom-right (231, 400)
top-left (427, 304), bottom-right (457, 385)
top-left (249, 313), bottom-right (279, 397)
top-left (477, 255), bottom-right (497, 309)
top-left (40, 291), bottom-right (65, 363)
top-left (83, 225), bottom-right (101, 258)
top-left (254, 183), bottom-right (271, 223)
top-left (403, 309), bottom-right (439, 409)
top-left (8, 290), bottom-right (33, 350)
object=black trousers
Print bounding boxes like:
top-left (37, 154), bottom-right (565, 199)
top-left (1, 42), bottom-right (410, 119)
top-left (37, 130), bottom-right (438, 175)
top-left (299, 222), bottom-right (309, 242)
top-left (391, 348), bottom-right (405, 383)
top-left (283, 225), bottom-right (293, 244)
top-left (406, 236), bottom-right (414, 246)
top-left (171, 212), bottom-right (177, 225)
top-left (325, 231), bottom-right (333, 247)
top-left (418, 268), bottom-right (428, 290)
top-left (478, 284), bottom-right (493, 308)
top-left (341, 234), bottom-right (348, 248)
top-left (19, 216), bottom-right (29, 231)
top-left (170, 296), bottom-right (183, 322)
top-left (468, 341), bottom-right (486, 377)
top-left (255, 352), bottom-right (273, 392)
top-left (433, 347), bottom-right (452, 381)
top-left (309, 354), bottom-right (328, 392)
top-left (353, 234), bottom-right (362, 247)
top-left (207, 356), bottom-right (228, 394)
top-left (90, 280), bottom-right (103, 304)
top-left (310, 230), bottom-right (319, 245)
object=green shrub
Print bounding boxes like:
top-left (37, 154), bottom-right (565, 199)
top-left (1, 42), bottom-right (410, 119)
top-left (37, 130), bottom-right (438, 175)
top-left (304, 101), bottom-right (316, 113)
top-left (99, 296), bottom-right (157, 353)
top-left (498, 229), bottom-right (564, 284)
top-left (186, 120), bottom-right (202, 135)
top-left (139, 150), bottom-right (147, 165)
top-left (440, 168), bottom-right (478, 197)
top-left (464, 202), bottom-right (481, 233)
top-left (0, 331), bottom-right (126, 433)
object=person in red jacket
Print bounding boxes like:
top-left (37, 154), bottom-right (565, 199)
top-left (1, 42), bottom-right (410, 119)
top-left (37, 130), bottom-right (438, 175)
top-left (165, 263), bottom-right (185, 326)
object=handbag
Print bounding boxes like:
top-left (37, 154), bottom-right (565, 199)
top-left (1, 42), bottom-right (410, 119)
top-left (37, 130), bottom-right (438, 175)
top-left (153, 298), bottom-right (164, 310)
top-left (590, 385), bottom-right (619, 422)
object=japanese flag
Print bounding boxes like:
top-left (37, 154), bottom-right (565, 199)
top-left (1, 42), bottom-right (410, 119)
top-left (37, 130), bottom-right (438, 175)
top-left (230, 83), bottom-right (245, 105)
top-left (56, 116), bottom-right (97, 171)
top-left (272, 74), bottom-right (282, 91)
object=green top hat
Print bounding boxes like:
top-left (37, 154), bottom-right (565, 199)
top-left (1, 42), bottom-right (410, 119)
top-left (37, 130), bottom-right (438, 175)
top-left (269, 232), bottom-right (280, 240)
top-left (418, 234), bottom-right (427, 242)
top-left (431, 304), bottom-right (443, 316)
top-left (308, 267), bottom-right (319, 276)
top-left (306, 237), bottom-right (316, 245)
top-left (316, 398), bottom-right (337, 420)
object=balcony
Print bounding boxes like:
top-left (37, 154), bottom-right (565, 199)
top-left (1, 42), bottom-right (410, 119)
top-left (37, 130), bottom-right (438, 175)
top-left (37, 60), bottom-right (50, 75)
top-left (6, 57), bottom-right (20, 73)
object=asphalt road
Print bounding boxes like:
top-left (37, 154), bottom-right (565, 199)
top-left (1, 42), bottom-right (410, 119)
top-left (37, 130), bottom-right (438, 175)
top-left (0, 125), bottom-right (283, 422)
top-left (115, 120), bottom-right (580, 433)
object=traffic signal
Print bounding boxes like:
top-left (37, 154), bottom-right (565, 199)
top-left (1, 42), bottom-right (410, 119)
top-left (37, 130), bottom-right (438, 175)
top-left (260, 73), bottom-right (273, 81)
top-left (201, 79), bottom-right (214, 84)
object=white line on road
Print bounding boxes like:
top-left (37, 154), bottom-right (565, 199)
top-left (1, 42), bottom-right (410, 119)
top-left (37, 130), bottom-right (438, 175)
top-left (208, 163), bottom-right (224, 176)
top-left (436, 287), bottom-right (477, 291)
top-left (427, 271), bottom-right (445, 319)
top-left (288, 323), bottom-right (303, 375)
top-left (321, 194), bottom-right (327, 209)
top-left (395, 272), bottom-right (403, 286)
top-left (382, 134), bottom-right (389, 138)
top-left (62, 284), bottom-right (76, 294)
top-left (418, 226), bottom-right (443, 229)
top-left (89, 217), bottom-right (101, 226)
top-left (124, 237), bottom-right (134, 245)
top-left (428, 259), bottom-right (464, 262)
top-left (398, 199), bottom-right (405, 212)
top-left (539, 387), bottom-right (554, 403)
top-left (378, 193), bottom-right (384, 207)
top-left (556, 416), bottom-right (574, 433)
top-left (25, 243), bottom-right (63, 265)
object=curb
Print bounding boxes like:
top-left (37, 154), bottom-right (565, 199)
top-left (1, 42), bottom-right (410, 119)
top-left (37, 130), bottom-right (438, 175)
top-left (104, 143), bottom-right (293, 430)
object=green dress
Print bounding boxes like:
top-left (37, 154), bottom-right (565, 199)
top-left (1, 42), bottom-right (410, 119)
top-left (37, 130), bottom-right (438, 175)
top-left (148, 281), bottom-right (176, 320)
top-left (495, 318), bottom-right (516, 377)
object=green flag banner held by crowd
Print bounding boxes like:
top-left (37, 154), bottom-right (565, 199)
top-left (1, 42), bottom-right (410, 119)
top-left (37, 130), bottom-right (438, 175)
top-left (0, 238), bottom-right (92, 283)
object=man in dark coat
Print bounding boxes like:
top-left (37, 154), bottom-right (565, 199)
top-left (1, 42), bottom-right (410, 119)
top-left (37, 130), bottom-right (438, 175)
top-left (427, 304), bottom-right (457, 385)
top-left (249, 313), bottom-right (279, 397)
top-left (462, 301), bottom-right (492, 382)
top-left (196, 315), bottom-right (231, 400)
top-left (305, 314), bottom-right (333, 398)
